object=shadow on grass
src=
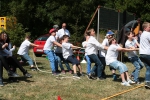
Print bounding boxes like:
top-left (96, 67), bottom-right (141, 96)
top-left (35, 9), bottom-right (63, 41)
top-left (3, 77), bottom-right (35, 84)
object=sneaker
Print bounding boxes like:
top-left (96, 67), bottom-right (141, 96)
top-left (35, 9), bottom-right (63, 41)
top-left (8, 71), bottom-right (19, 77)
top-left (24, 72), bottom-right (32, 78)
top-left (145, 82), bottom-right (150, 89)
top-left (69, 70), bottom-right (73, 74)
top-left (121, 81), bottom-right (131, 86)
top-left (0, 79), bottom-right (4, 86)
top-left (87, 74), bottom-right (96, 80)
top-left (52, 72), bottom-right (60, 76)
top-left (30, 67), bottom-right (37, 71)
top-left (73, 74), bottom-right (80, 79)
top-left (61, 70), bottom-right (66, 74)
top-left (135, 81), bottom-right (141, 85)
top-left (8, 77), bottom-right (17, 82)
top-left (128, 80), bottom-right (136, 84)
top-left (112, 74), bottom-right (117, 81)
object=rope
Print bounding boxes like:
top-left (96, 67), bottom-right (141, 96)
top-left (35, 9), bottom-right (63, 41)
top-left (32, 50), bottom-right (80, 80)
top-left (101, 83), bottom-right (144, 100)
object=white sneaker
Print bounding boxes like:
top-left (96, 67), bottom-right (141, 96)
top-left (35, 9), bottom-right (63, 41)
top-left (121, 81), bottom-right (131, 86)
top-left (128, 80), bottom-right (136, 84)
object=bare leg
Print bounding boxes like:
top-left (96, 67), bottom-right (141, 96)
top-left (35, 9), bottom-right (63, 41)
top-left (78, 65), bottom-right (82, 74)
top-left (120, 73), bottom-right (126, 82)
top-left (73, 65), bottom-right (77, 74)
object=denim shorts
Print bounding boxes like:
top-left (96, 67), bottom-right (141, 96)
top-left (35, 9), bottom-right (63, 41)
top-left (109, 61), bottom-right (128, 74)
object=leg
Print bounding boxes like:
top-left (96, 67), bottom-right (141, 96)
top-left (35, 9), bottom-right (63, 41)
top-left (21, 54), bottom-right (34, 68)
top-left (129, 57), bottom-right (141, 82)
top-left (44, 50), bottom-right (57, 72)
top-left (55, 53), bottom-right (64, 71)
top-left (88, 54), bottom-right (103, 78)
top-left (85, 55), bottom-right (91, 74)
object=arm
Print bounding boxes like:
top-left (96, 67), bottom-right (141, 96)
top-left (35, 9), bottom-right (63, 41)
top-left (30, 43), bottom-right (39, 47)
top-left (71, 45), bottom-right (81, 49)
top-left (117, 47), bottom-right (138, 52)
top-left (53, 41), bottom-right (62, 47)
top-left (2, 43), bottom-right (8, 49)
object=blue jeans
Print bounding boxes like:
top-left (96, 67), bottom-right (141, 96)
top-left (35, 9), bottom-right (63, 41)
top-left (109, 61), bottom-right (128, 74)
top-left (88, 54), bottom-right (103, 78)
top-left (140, 54), bottom-right (150, 82)
top-left (129, 56), bottom-right (144, 82)
top-left (55, 53), bottom-right (71, 71)
top-left (85, 55), bottom-right (91, 74)
top-left (21, 54), bottom-right (33, 66)
top-left (44, 50), bottom-right (58, 72)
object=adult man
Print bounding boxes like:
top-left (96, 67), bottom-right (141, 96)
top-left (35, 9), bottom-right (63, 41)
top-left (56, 23), bottom-right (70, 39)
top-left (118, 18), bottom-right (141, 46)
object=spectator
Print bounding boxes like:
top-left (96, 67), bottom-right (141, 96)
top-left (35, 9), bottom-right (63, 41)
top-left (56, 23), bottom-right (70, 40)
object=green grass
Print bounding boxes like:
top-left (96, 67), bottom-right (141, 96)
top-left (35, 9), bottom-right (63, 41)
top-left (1, 33), bottom-right (150, 100)
top-left (0, 53), bottom-right (150, 100)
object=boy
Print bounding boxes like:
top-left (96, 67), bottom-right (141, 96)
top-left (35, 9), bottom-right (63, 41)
top-left (62, 35), bottom-right (82, 79)
top-left (43, 28), bottom-right (61, 75)
top-left (17, 33), bottom-right (39, 71)
top-left (106, 37), bottom-right (137, 86)
top-left (99, 30), bottom-right (116, 80)
top-left (125, 31), bottom-right (144, 84)
top-left (139, 22), bottom-right (150, 89)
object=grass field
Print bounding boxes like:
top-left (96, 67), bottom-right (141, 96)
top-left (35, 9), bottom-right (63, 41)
top-left (1, 33), bottom-right (150, 100)
top-left (0, 51), bottom-right (150, 100)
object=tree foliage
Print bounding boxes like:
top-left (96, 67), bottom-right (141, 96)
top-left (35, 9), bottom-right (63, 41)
top-left (0, 0), bottom-right (150, 45)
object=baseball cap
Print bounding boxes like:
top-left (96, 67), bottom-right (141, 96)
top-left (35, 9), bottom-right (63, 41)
top-left (49, 28), bottom-right (56, 34)
top-left (105, 31), bottom-right (114, 37)
top-left (53, 25), bottom-right (59, 29)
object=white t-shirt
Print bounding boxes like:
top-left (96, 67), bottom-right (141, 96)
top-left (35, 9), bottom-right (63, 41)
top-left (43, 36), bottom-right (56, 50)
top-left (125, 39), bottom-right (137, 58)
top-left (56, 28), bottom-right (70, 39)
top-left (17, 40), bottom-right (31, 55)
top-left (62, 42), bottom-right (73, 59)
top-left (106, 44), bottom-right (120, 65)
top-left (82, 41), bottom-right (88, 56)
top-left (86, 36), bottom-right (104, 55)
top-left (99, 38), bottom-right (109, 57)
top-left (140, 31), bottom-right (150, 55)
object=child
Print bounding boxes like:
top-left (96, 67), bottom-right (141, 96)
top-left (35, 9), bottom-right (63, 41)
top-left (99, 30), bottom-right (116, 80)
top-left (82, 34), bottom-right (95, 79)
top-left (106, 37), bottom-right (137, 86)
top-left (55, 38), bottom-right (72, 74)
top-left (43, 28), bottom-right (62, 75)
top-left (62, 35), bottom-right (82, 79)
top-left (85, 28), bottom-right (107, 80)
top-left (17, 32), bottom-right (39, 71)
top-left (125, 31), bottom-right (144, 84)
top-left (139, 22), bottom-right (150, 89)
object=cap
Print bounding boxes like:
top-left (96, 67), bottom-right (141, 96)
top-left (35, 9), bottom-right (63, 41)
top-left (49, 28), bottom-right (56, 34)
top-left (53, 25), bottom-right (59, 29)
top-left (105, 31), bottom-right (114, 37)
top-left (107, 31), bottom-right (114, 35)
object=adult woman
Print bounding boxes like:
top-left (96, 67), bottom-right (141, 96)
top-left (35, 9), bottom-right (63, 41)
top-left (0, 32), bottom-right (32, 79)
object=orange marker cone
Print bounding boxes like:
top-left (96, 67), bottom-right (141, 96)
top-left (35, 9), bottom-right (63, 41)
top-left (58, 96), bottom-right (62, 100)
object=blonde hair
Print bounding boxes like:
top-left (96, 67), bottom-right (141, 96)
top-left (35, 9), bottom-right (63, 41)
top-left (142, 22), bottom-right (150, 30)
